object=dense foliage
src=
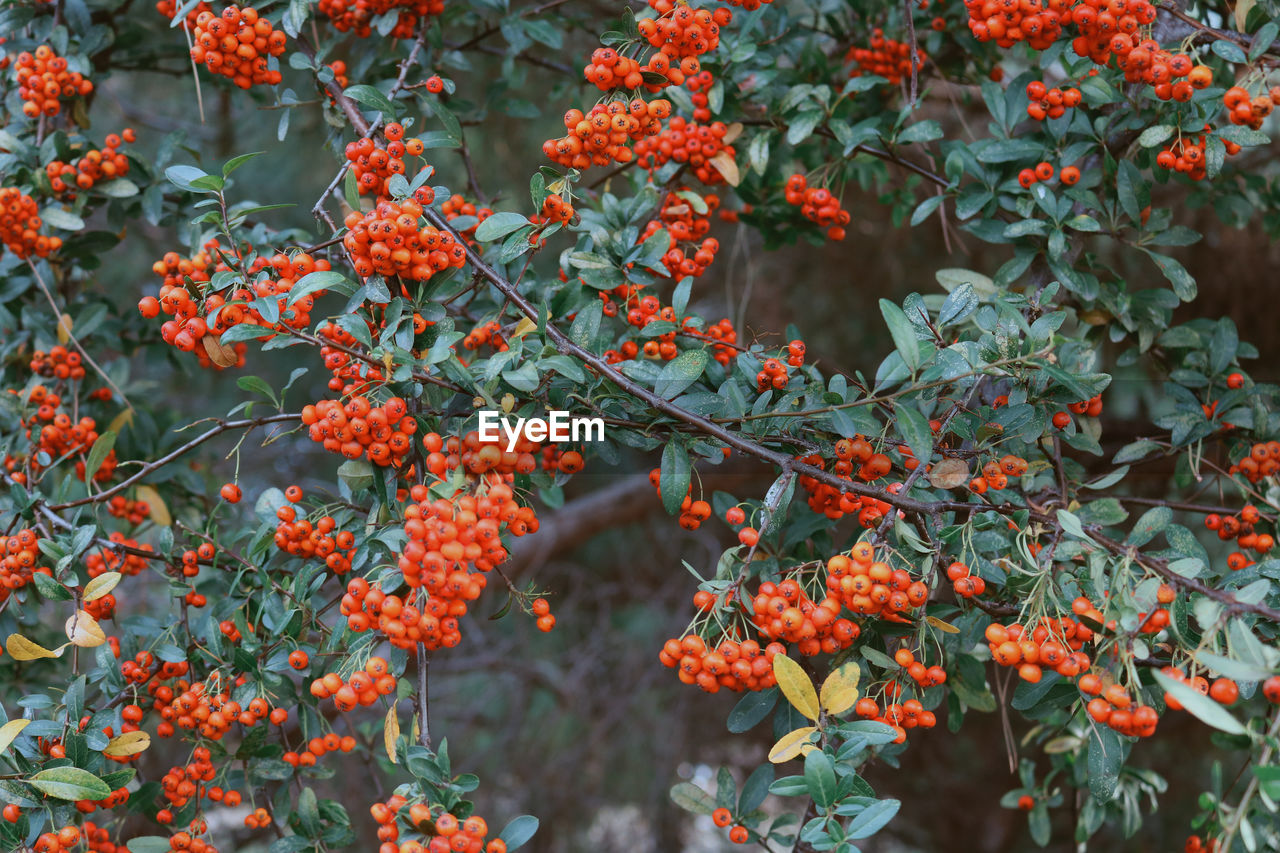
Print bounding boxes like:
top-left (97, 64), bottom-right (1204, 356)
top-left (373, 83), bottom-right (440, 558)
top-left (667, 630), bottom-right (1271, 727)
top-left (3, 0), bottom-right (1280, 850)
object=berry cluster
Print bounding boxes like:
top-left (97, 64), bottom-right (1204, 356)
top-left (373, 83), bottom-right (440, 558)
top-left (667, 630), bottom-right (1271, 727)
top-left (1154, 134), bottom-right (1211, 182)
top-left (155, 0), bottom-right (212, 29)
top-left (1205, 504), bottom-right (1275, 554)
top-left (1025, 81), bottom-right (1082, 120)
top-left (45, 129), bottom-right (136, 197)
top-left (1229, 441), bottom-right (1280, 483)
top-left (106, 495), bottom-right (152, 525)
top-left (749, 579), bottom-right (861, 656)
top-left (638, 5), bottom-right (730, 74)
top-left (985, 615), bottom-right (1094, 684)
top-left (86, 533), bottom-right (152, 578)
top-left (543, 99), bottom-right (671, 169)
top-left (648, 467), bottom-right (713, 530)
top-left (31, 826), bottom-right (85, 853)
top-left (309, 657), bottom-right (398, 712)
top-left (890, 647), bottom-right (948, 690)
top-left (317, 0), bottom-right (444, 39)
top-left (29, 345), bottom-right (86, 381)
top-left (1224, 85), bottom-right (1279, 130)
top-left (189, 7), bottom-right (286, 89)
top-left (371, 795), bottom-right (508, 853)
top-left (640, 188), bottom-right (721, 277)
top-left (686, 69), bottom-right (715, 121)
top-left (1162, 667), bottom-right (1239, 709)
top-left (343, 198), bottom-right (468, 280)
top-left (539, 192), bottom-right (575, 225)
top-left (826, 544), bottom-right (929, 621)
top-left (316, 319), bottom-right (388, 391)
top-left (1081, 676), bottom-right (1160, 737)
top-left (783, 174), bottom-right (850, 241)
top-left (851, 693), bottom-right (937, 737)
top-left (283, 730), bottom-right (358, 769)
top-left (421, 428), bottom-right (576, 479)
top-left (945, 560), bottom-right (987, 599)
top-left (14, 45), bottom-right (93, 118)
top-left (0, 187), bottom-right (62, 259)
top-left (461, 320), bottom-right (509, 353)
top-left (634, 117), bottom-right (737, 184)
top-left (755, 342), bottom-right (804, 392)
top-left (845, 29), bottom-right (926, 85)
top-left (440, 193), bottom-right (494, 242)
top-left (1, 528), bottom-right (48, 601)
top-left (300, 394), bottom-right (418, 466)
top-left (659, 634), bottom-right (785, 693)
top-left (275, 495), bottom-right (359, 573)
top-left (151, 676), bottom-right (281, 741)
top-left (13, 385), bottom-right (117, 484)
top-left (346, 126), bottom-right (430, 196)
top-left (141, 247), bottom-right (328, 368)
top-left (968, 453), bottom-right (1027, 493)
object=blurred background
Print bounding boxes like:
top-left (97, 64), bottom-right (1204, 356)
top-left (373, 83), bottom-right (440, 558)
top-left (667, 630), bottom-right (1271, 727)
top-left (72, 11), bottom-right (1279, 850)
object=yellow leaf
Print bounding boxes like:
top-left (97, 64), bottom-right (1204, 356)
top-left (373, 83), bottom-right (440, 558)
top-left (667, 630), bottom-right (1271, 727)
top-left (134, 485), bottom-right (171, 526)
top-left (707, 151), bottom-right (740, 187)
top-left (57, 313), bottom-right (73, 344)
top-left (411, 718), bottom-right (420, 744)
top-left (722, 122), bottom-right (744, 145)
top-left (768, 726), bottom-right (818, 763)
top-left (1236, 0), bottom-right (1255, 32)
top-left (926, 615), bottom-right (961, 634)
top-left (927, 458), bottom-right (969, 490)
top-left (0, 719), bottom-right (30, 754)
top-left (819, 662), bottom-right (861, 716)
top-left (1043, 735), bottom-right (1082, 754)
top-left (65, 610), bottom-right (107, 647)
top-left (5, 634), bottom-right (62, 660)
top-left (773, 653), bottom-right (819, 720)
top-left (106, 407), bottom-right (135, 435)
top-left (201, 335), bottom-right (237, 368)
top-left (384, 704), bottom-right (400, 764)
top-left (500, 394), bottom-right (516, 414)
top-left (103, 730), bottom-right (150, 757)
top-left (509, 317), bottom-right (537, 340)
top-left (83, 572), bottom-right (122, 602)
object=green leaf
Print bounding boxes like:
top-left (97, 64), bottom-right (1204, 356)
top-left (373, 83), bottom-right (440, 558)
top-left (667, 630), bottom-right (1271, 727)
top-left (1087, 726), bottom-right (1123, 803)
top-left (498, 815), bottom-right (539, 850)
top-left (879, 298), bottom-right (920, 372)
top-left (342, 84), bottom-right (397, 118)
top-left (1137, 125), bottom-right (1174, 148)
top-left (40, 207), bottom-right (86, 231)
top-left (846, 798), bottom-right (900, 839)
top-left (1143, 250), bottom-right (1197, 301)
top-left (1126, 506), bottom-right (1171, 547)
top-left (83, 430), bottom-right (116, 483)
top-left (728, 688), bottom-right (777, 733)
top-left (29, 766), bottom-right (112, 801)
top-left (738, 764), bottom-right (773, 814)
top-left (803, 749), bottom-right (837, 808)
top-left (222, 151), bottom-right (265, 176)
top-left (785, 109), bottom-right (824, 145)
top-left (894, 403), bottom-right (932, 468)
top-left (569, 300), bottom-right (602, 349)
top-left (653, 348), bottom-right (708, 400)
top-left (94, 178), bottom-right (139, 198)
top-left (474, 212), bottom-right (531, 242)
top-left (236, 375), bottom-right (278, 405)
top-left (122, 839), bottom-right (173, 853)
top-left (1056, 509), bottom-right (1094, 543)
top-left (1250, 22), bottom-right (1280, 61)
top-left (659, 442), bottom-right (691, 516)
top-left (1153, 670), bottom-right (1247, 734)
top-left (670, 782), bottom-right (716, 815)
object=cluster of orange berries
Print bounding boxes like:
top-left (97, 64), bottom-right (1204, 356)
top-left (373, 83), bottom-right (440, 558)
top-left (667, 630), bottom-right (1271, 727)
top-left (1161, 666), bottom-right (1240, 709)
top-left (686, 69), bottom-right (715, 121)
top-left (1017, 160), bottom-right (1080, 188)
top-left (543, 99), bottom-right (671, 169)
top-left (1, 528), bottom-right (48, 600)
top-left (283, 730), bottom-right (359, 769)
top-left (86, 533), bottom-right (152, 578)
top-left (1081, 677), bottom-right (1159, 737)
top-left (1154, 134), bottom-right (1215, 182)
top-left (29, 345), bottom-right (86, 381)
top-left (845, 29), bottom-right (926, 85)
top-left (783, 174), bottom-right (850, 241)
top-left (45, 129), bottom-right (136, 197)
top-left (189, 7), bottom-right (286, 89)
top-left (309, 656), bottom-right (398, 712)
top-left (14, 45), bottom-right (93, 118)
top-left (640, 4), bottom-right (729, 70)
top-left (582, 47), bottom-right (650, 91)
top-left (11, 385), bottom-right (117, 483)
top-left (539, 193), bottom-right (575, 225)
top-left (711, 809), bottom-right (750, 844)
top-left (316, 320), bottom-right (387, 391)
top-left (944, 560), bottom-right (988, 599)
top-left (1205, 504), bottom-right (1275, 555)
top-left (754, 341), bottom-right (804, 392)
top-left (891, 646), bottom-right (949, 691)
top-left (796, 453), bottom-right (895, 528)
top-left (660, 633), bottom-right (785, 693)
top-left (826, 544), bottom-right (929, 621)
top-left (1229, 441), bottom-right (1280, 483)
top-left (985, 615), bottom-right (1095, 684)
top-left (440, 193), bottom-right (494, 242)
top-left (153, 676), bottom-right (285, 740)
top-left (301, 394), bottom-right (418, 466)
top-left (1025, 80), bottom-right (1082, 120)
top-left (1185, 836), bottom-right (1220, 853)
top-left (273, 491), bottom-right (359, 573)
top-left (0, 187), bottom-right (62, 259)
top-left (852, 692), bottom-right (937, 739)
top-left (119, 650), bottom-right (190, 685)
top-left (371, 796), bottom-right (508, 853)
top-left (347, 124), bottom-right (431, 197)
top-left (159, 748), bottom-right (226, 809)
top-left (1223, 85), bottom-right (1280, 129)
top-left (343, 197), bottom-right (468, 280)
top-left (142, 246), bottom-right (329, 368)
top-left (634, 117), bottom-right (737, 184)
top-left (31, 826), bottom-right (85, 853)
top-left (644, 188), bottom-right (721, 276)
top-left (968, 454), bottom-right (1027, 494)
top-left (318, 0), bottom-right (444, 39)
top-left (106, 495), bottom-right (152, 525)
top-left (1113, 42), bottom-right (1207, 102)
top-left (748, 578), bottom-right (861, 655)
top-left (461, 320), bottom-right (509, 353)
top-left (424, 428), bottom-right (577, 479)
